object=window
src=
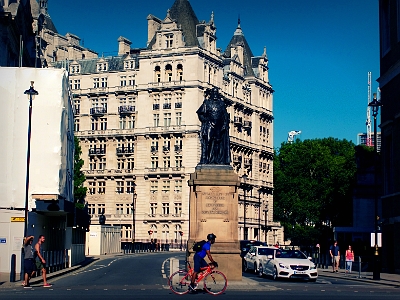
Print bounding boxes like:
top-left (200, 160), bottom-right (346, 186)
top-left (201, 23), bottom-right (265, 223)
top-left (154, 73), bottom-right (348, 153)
top-left (165, 34), bottom-right (173, 48)
top-left (127, 181), bottom-right (136, 194)
top-left (153, 114), bottom-right (160, 127)
top-left (155, 66), bottom-right (161, 82)
top-left (116, 204), bottom-right (123, 215)
top-left (74, 119), bottom-right (80, 132)
top-left (120, 76), bottom-right (126, 86)
top-left (100, 118), bottom-right (107, 130)
top-left (98, 181), bottom-right (106, 194)
top-left (177, 64), bottom-right (183, 81)
top-left (89, 181), bottom-right (96, 194)
top-left (174, 203), bottom-right (182, 215)
top-left (88, 204), bottom-right (95, 215)
top-left (70, 65), bottom-right (80, 74)
top-left (101, 77), bottom-right (108, 87)
top-left (175, 112), bottom-right (182, 125)
top-left (163, 113), bottom-right (171, 127)
top-left (151, 139), bottom-right (159, 152)
top-left (165, 64), bottom-right (172, 81)
top-left (93, 78), bottom-right (99, 88)
top-left (175, 156), bottom-right (182, 168)
top-left (98, 157), bottom-right (106, 170)
top-left (126, 157), bottom-right (134, 169)
top-left (89, 157), bottom-right (97, 170)
top-left (163, 94), bottom-right (171, 109)
top-left (175, 137), bottom-right (182, 151)
top-left (128, 75), bottom-right (135, 86)
top-left (174, 180), bottom-right (182, 193)
top-left (73, 79), bottom-right (80, 90)
top-left (97, 203), bottom-right (105, 214)
top-left (97, 62), bottom-right (108, 72)
top-left (117, 158), bottom-right (125, 170)
top-left (162, 180), bottom-right (170, 192)
top-left (119, 116), bottom-right (134, 129)
top-left (150, 181), bottom-right (158, 193)
top-left (150, 203), bottom-right (157, 215)
top-left (116, 181), bottom-right (124, 193)
top-left (163, 156), bottom-right (170, 168)
top-left (126, 203), bottom-right (133, 215)
top-left (74, 99), bottom-right (80, 114)
top-left (162, 203), bottom-right (170, 215)
top-left (151, 156), bottom-right (158, 169)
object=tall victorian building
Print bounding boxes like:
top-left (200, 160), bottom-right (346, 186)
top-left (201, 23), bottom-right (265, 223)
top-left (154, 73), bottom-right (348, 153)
top-left (57, 0), bottom-right (282, 246)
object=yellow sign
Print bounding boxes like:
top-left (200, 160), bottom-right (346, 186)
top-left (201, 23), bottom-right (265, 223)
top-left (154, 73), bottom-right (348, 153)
top-left (11, 217), bottom-right (25, 222)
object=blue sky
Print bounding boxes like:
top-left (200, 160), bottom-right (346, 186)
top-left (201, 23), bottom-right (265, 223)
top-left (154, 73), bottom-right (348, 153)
top-left (49, 0), bottom-right (380, 148)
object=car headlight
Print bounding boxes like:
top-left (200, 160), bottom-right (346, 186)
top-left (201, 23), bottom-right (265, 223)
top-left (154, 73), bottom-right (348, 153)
top-left (310, 264), bottom-right (316, 270)
top-left (279, 263), bottom-right (289, 269)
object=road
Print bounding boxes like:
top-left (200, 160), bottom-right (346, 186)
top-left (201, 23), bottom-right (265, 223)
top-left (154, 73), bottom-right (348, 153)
top-left (1, 252), bottom-right (399, 299)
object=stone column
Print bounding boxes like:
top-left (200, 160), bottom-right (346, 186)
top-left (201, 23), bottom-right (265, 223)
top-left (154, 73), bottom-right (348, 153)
top-left (187, 165), bottom-right (242, 281)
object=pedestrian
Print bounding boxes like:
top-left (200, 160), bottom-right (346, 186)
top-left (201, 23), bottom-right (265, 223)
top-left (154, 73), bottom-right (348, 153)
top-left (34, 235), bottom-right (51, 287)
top-left (345, 245), bottom-right (355, 273)
top-left (23, 235), bottom-right (36, 288)
top-left (329, 240), bottom-right (340, 273)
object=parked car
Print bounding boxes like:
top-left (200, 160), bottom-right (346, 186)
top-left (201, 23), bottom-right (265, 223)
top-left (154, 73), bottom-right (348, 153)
top-left (258, 249), bottom-right (318, 282)
top-left (240, 240), bottom-right (267, 258)
top-left (243, 246), bottom-right (277, 274)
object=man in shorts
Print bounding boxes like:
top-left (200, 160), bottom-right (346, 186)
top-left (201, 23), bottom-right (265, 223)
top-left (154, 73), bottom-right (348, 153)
top-left (189, 233), bottom-right (218, 293)
top-left (23, 235), bottom-right (35, 288)
top-left (35, 235), bottom-right (51, 287)
top-left (329, 240), bottom-right (340, 273)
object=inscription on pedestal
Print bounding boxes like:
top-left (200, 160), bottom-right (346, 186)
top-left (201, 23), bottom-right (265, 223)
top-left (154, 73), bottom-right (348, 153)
top-left (201, 188), bottom-right (229, 218)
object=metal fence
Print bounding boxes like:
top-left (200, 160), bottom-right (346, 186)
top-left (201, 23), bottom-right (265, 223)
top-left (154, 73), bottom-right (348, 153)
top-left (122, 241), bottom-right (187, 253)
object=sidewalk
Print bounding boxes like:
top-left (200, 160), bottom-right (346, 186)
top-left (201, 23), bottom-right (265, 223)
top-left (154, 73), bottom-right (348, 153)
top-left (0, 256), bottom-right (99, 289)
top-left (319, 268), bottom-right (400, 287)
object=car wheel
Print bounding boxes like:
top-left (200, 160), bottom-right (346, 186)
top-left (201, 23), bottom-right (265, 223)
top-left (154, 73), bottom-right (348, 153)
top-left (254, 263), bottom-right (258, 274)
top-left (272, 267), bottom-right (278, 281)
top-left (309, 278), bottom-right (317, 282)
top-left (258, 265), bottom-right (264, 278)
top-left (243, 260), bottom-right (249, 273)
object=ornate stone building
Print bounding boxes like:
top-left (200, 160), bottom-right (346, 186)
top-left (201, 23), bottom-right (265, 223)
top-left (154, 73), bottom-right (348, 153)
top-left (55, 0), bottom-right (283, 246)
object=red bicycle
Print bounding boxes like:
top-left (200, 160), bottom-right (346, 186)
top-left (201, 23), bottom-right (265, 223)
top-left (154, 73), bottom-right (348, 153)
top-left (168, 260), bottom-right (227, 295)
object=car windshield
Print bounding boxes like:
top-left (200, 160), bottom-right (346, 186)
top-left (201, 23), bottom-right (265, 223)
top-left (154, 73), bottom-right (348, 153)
top-left (257, 248), bottom-right (269, 255)
top-left (275, 250), bottom-right (307, 259)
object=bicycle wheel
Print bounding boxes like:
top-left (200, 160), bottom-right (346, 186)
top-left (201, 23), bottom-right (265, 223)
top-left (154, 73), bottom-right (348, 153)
top-left (204, 270), bottom-right (227, 295)
top-left (168, 270), bottom-right (192, 295)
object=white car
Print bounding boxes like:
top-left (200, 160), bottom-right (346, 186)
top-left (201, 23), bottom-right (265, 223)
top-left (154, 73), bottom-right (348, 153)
top-left (243, 246), bottom-right (278, 274)
top-left (258, 249), bottom-right (318, 282)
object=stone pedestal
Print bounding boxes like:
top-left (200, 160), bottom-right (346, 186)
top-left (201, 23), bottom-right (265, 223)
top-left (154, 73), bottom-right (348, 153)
top-left (187, 165), bottom-right (242, 281)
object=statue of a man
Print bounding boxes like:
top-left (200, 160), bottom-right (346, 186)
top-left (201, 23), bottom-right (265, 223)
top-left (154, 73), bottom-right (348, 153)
top-left (196, 87), bottom-right (231, 165)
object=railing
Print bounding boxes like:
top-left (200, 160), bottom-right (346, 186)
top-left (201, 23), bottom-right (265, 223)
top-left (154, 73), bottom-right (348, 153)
top-left (90, 106), bottom-right (107, 115)
top-left (89, 148), bottom-right (106, 155)
top-left (116, 147), bottom-right (134, 155)
top-left (122, 240), bottom-right (187, 253)
top-left (118, 105), bottom-right (136, 114)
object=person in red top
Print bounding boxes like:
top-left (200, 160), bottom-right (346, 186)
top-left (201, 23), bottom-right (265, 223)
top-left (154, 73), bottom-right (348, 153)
top-left (345, 245), bottom-right (355, 273)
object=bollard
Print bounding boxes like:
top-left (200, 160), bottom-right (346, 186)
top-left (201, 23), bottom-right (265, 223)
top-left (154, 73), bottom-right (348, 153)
top-left (10, 254), bottom-right (16, 282)
top-left (358, 256), bottom-right (362, 278)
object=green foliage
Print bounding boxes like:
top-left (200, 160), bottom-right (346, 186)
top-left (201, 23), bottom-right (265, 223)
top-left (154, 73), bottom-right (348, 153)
top-left (273, 138), bottom-right (356, 246)
top-left (74, 136), bottom-right (87, 203)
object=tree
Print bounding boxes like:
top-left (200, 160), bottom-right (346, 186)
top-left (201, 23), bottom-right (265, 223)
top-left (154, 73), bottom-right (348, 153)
top-left (74, 136), bottom-right (87, 204)
top-left (273, 138), bottom-right (356, 246)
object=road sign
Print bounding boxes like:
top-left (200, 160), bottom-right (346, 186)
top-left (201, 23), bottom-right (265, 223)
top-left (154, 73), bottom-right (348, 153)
top-left (11, 217), bottom-right (25, 222)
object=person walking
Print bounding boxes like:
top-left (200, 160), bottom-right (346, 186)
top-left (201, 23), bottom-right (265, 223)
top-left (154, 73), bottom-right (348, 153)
top-left (329, 240), bottom-right (340, 273)
top-left (189, 233), bottom-right (218, 293)
top-left (23, 235), bottom-right (36, 288)
top-left (345, 245), bottom-right (355, 273)
top-left (34, 235), bottom-right (51, 287)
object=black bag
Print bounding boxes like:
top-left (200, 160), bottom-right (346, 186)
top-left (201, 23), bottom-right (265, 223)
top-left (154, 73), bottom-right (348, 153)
top-left (193, 240), bottom-right (207, 252)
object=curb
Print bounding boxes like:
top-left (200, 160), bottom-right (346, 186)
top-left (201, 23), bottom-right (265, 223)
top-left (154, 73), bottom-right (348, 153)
top-left (319, 272), bottom-right (400, 287)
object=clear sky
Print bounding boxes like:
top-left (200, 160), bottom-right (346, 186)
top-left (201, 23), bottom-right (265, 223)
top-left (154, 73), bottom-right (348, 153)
top-left (49, 0), bottom-right (380, 148)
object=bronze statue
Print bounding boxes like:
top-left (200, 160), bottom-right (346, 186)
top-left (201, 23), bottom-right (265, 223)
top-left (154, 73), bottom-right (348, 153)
top-left (197, 87), bottom-right (231, 165)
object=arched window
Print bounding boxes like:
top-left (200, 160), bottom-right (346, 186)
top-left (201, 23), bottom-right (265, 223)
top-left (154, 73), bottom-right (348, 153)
top-left (175, 224), bottom-right (182, 243)
top-left (150, 224), bottom-right (158, 239)
top-left (177, 64), bottom-right (183, 81)
top-left (162, 224), bottom-right (170, 243)
top-left (155, 66), bottom-right (161, 82)
top-left (165, 64), bottom-right (173, 82)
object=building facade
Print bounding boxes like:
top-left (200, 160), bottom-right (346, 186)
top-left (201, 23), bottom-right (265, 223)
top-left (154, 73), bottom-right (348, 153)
top-left (378, 0), bottom-right (400, 273)
top-left (55, 0), bottom-right (282, 247)
top-left (357, 132), bottom-right (381, 152)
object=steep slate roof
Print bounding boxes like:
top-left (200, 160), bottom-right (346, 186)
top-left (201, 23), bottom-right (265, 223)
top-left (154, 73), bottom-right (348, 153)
top-left (53, 55), bottom-right (130, 74)
top-left (147, 0), bottom-right (200, 49)
top-left (223, 22), bottom-right (255, 77)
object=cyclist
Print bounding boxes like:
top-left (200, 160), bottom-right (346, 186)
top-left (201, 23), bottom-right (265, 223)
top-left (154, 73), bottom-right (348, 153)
top-left (189, 233), bottom-right (218, 293)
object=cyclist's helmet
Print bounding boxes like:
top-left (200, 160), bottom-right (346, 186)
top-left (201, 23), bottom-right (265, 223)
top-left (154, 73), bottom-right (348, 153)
top-left (207, 233), bottom-right (217, 241)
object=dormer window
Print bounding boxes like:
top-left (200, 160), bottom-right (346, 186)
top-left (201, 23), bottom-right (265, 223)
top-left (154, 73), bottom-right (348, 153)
top-left (70, 64), bottom-right (80, 74)
top-left (97, 62), bottom-right (108, 72)
top-left (124, 59), bottom-right (135, 70)
top-left (165, 34), bottom-right (173, 48)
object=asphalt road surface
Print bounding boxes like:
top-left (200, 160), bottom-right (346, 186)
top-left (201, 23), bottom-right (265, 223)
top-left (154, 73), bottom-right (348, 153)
top-left (1, 252), bottom-right (399, 299)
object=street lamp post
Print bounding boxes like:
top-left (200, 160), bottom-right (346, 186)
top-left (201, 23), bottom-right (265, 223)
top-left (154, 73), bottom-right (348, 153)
top-left (242, 175), bottom-right (247, 240)
top-left (179, 231), bottom-right (183, 251)
top-left (23, 82), bottom-right (38, 238)
top-left (132, 190), bottom-right (137, 252)
top-left (368, 92), bottom-right (382, 281)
